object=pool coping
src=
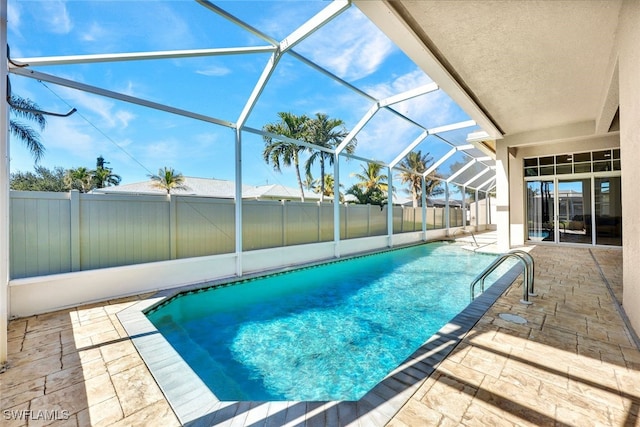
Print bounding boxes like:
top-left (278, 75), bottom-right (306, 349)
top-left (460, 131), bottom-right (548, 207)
top-left (117, 253), bottom-right (522, 426)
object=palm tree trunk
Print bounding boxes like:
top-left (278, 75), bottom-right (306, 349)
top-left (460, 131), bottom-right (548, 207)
top-left (320, 156), bottom-right (325, 203)
top-left (294, 153), bottom-right (305, 203)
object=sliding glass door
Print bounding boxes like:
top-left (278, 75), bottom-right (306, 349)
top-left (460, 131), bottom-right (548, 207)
top-left (526, 180), bottom-right (554, 242)
top-left (526, 176), bottom-right (621, 246)
top-left (557, 179), bottom-right (591, 244)
top-left (594, 177), bottom-right (622, 246)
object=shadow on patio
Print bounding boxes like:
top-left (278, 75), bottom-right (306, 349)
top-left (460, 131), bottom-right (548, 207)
top-left (2, 245), bottom-right (637, 426)
top-left (1, 295), bottom-right (179, 426)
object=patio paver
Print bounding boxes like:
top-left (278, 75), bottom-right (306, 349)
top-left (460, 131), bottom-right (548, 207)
top-left (1, 242), bottom-right (636, 426)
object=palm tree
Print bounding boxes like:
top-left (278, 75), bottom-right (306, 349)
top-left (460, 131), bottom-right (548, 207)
top-left (9, 95), bottom-right (47, 162)
top-left (65, 167), bottom-right (95, 193)
top-left (93, 167), bottom-right (121, 189)
top-left (149, 167), bottom-right (188, 194)
top-left (346, 162), bottom-right (390, 206)
top-left (93, 156), bottom-right (121, 188)
top-left (398, 150), bottom-right (440, 208)
top-left (304, 113), bottom-right (355, 202)
top-left (351, 162), bottom-right (389, 194)
top-left (312, 173), bottom-right (343, 201)
top-left (262, 112), bottom-right (309, 202)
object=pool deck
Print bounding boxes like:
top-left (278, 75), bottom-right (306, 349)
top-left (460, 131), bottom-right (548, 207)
top-left (1, 239), bottom-right (636, 426)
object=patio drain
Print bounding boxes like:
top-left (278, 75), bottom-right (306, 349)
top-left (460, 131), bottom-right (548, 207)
top-left (499, 313), bottom-right (527, 324)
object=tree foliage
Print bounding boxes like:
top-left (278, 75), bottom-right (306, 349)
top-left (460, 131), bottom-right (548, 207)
top-left (93, 156), bottom-right (122, 189)
top-left (262, 112), bottom-right (309, 202)
top-left (148, 167), bottom-right (188, 194)
top-left (262, 111), bottom-right (355, 203)
top-left (10, 166), bottom-right (68, 192)
top-left (346, 162), bottom-right (390, 206)
top-left (8, 95), bottom-right (47, 162)
top-left (304, 113), bottom-right (355, 202)
top-left (11, 157), bottom-right (121, 193)
top-left (398, 150), bottom-right (441, 207)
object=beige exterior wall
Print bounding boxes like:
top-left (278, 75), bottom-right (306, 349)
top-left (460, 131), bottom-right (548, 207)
top-left (619, 0), bottom-right (640, 334)
top-left (495, 143), bottom-right (511, 252)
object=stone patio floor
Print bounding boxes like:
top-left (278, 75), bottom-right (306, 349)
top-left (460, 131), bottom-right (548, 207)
top-left (1, 244), bottom-right (636, 426)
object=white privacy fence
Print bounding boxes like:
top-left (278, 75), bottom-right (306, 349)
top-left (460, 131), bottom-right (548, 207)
top-left (10, 191), bottom-right (465, 279)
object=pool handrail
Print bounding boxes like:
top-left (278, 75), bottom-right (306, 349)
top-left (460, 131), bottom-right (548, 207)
top-left (470, 250), bottom-right (535, 305)
top-left (508, 249), bottom-right (536, 297)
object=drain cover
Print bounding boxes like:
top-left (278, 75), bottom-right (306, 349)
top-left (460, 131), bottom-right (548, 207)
top-left (499, 313), bottom-right (527, 324)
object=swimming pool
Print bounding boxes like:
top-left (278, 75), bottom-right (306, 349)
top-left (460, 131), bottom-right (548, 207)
top-left (145, 242), bottom-right (512, 402)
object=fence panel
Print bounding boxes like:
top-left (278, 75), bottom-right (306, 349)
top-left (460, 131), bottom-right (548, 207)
top-left (10, 192), bottom-right (72, 279)
top-left (176, 196), bottom-right (235, 258)
top-left (10, 190), bottom-right (469, 279)
top-left (319, 203), bottom-right (334, 242)
top-left (403, 207), bottom-right (417, 232)
top-left (284, 202), bottom-right (321, 246)
top-left (434, 208), bottom-right (444, 229)
top-left (344, 204), bottom-right (370, 239)
top-left (243, 200), bottom-right (284, 250)
top-left (79, 194), bottom-right (170, 270)
top-left (369, 205), bottom-right (387, 236)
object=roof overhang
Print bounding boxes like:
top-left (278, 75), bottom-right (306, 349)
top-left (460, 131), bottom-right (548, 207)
top-left (355, 0), bottom-right (623, 150)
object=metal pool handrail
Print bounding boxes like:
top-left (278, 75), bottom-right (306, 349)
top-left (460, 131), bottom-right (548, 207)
top-left (508, 249), bottom-right (536, 297)
top-left (470, 251), bottom-right (536, 305)
top-left (452, 228), bottom-right (479, 247)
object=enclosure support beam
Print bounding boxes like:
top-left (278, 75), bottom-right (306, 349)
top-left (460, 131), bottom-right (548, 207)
top-left (333, 154), bottom-right (341, 258)
top-left (9, 67), bottom-right (236, 128)
top-left (462, 185), bottom-right (467, 229)
top-left (475, 188), bottom-right (480, 229)
top-left (463, 167), bottom-right (491, 188)
top-left (445, 183), bottom-right (450, 232)
top-left (235, 129), bottom-right (243, 276)
top-left (0, 0), bottom-right (9, 368)
top-left (421, 175), bottom-right (427, 240)
top-left (387, 166), bottom-right (393, 247)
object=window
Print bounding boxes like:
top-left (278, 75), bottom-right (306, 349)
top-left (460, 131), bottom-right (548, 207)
top-left (524, 149), bottom-right (620, 177)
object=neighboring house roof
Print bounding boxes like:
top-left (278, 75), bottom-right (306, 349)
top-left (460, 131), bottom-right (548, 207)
top-left (91, 177), bottom-right (321, 201)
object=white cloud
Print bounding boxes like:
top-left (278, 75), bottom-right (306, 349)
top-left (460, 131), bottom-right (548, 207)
top-left (7, 3), bottom-right (21, 35)
top-left (114, 111), bottom-right (136, 129)
top-left (80, 22), bottom-right (108, 42)
top-left (196, 65), bottom-right (232, 77)
top-left (143, 139), bottom-right (180, 163)
top-left (148, 4), bottom-right (194, 49)
top-left (56, 87), bottom-right (135, 130)
top-left (364, 68), bottom-right (457, 129)
top-left (349, 69), bottom-right (462, 161)
top-left (296, 8), bottom-right (396, 81)
top-left (41, 0), bottom-right (73, 34)
top-left (41, 117), bottom-right (101, 160)
top-left (365, 69), bottom-right (433, 99)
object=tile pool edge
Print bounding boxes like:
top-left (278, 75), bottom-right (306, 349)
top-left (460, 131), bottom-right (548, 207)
top-left (117, 263), bottom-right (522, 426)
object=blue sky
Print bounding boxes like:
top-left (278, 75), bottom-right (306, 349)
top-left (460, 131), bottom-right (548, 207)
top-left (7, 0), bottom-right (485, 195)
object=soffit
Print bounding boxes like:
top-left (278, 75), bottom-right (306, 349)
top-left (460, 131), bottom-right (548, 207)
top-left (372, 0), bottom-right (622, 137)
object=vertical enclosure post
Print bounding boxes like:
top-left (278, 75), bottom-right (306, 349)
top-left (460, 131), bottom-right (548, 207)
top-left (1, 0), bottom-right (10, 367)
top-left (387, 166), bottom-right (393, 247)
top-left (234, 128), bottom-right (243, 276)
top-left (445, 182), bottom-right (450, 232)
top-left (333, 154), bottom-right (340, 257)
top-left (421, 175), bottom-right (427, 240)
top-left (462, 185), bottom-right (466, 229)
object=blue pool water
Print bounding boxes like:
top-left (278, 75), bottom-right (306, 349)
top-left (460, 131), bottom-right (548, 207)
top-left (147, 242), bottom-right (510, 401)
